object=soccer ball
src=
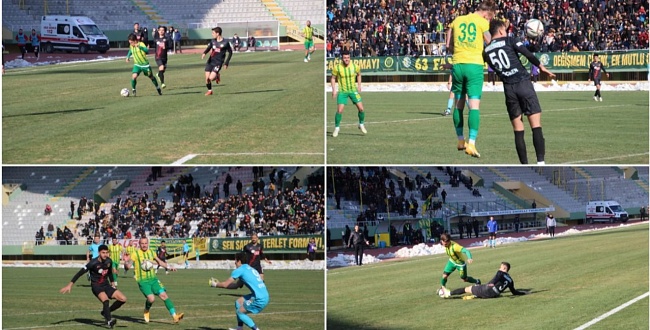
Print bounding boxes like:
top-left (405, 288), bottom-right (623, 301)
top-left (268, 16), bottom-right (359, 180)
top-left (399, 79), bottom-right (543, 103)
top-left (141, 259), bottom-right (155, 271)
top-left (525, 19), bottom-right (544, 38)
top-left (120, 88), bottom-right (130, 97)
top-left (438, 288), bottom-right (446, 298)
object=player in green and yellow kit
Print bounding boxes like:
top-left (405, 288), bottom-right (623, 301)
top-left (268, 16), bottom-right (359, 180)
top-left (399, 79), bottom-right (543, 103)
top-left (108, 237), bottom-right (124, 286)
top-left (445, 0), bottom-right (497, 158)
top-left (130, 237), bottom-right (184, 324)
top-left (126, 33), bottom-right (162, 97)
top-left (330, 50), bottom-right (366, 137)
top-left (124, 240), bottom-right (137, 275)
top-left (302, 20), bottom-right (315, 62)
top-left (438, 233), bottom-right (480, 294)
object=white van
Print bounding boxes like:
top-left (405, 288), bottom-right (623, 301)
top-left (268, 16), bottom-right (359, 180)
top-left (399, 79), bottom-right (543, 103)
top-left (586, 201), bottom-right (629, 224)
top-left (40, 15), bottom-right (109, 54)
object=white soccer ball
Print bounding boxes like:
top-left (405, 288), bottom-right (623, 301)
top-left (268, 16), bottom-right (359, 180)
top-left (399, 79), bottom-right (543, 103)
top-left (438, 288), bottom-right (446, 298)
top-left (141, 259), bottom-right (155, 271)
top-left (120, 88), bottom-right (130, 97)
top-left (525, 19), bottom-right (544, 38)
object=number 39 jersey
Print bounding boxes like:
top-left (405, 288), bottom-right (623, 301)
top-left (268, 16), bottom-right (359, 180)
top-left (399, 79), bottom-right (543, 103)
top-left (483, 36), bottom-right (540, 84)
top-left (451, 13), bottom-right (490, 65)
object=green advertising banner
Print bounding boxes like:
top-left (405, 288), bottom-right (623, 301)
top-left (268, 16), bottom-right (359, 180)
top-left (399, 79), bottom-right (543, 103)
top-left (326, 50), bottom-right (649, 74)
top-left (208, 235), bottom-right (324, 253)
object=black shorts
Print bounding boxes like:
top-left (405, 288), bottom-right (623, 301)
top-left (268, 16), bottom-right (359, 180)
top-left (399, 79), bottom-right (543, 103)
top-left (251, 264), bottom-right (263, 274)
top-left (504, 79), bottom-right (542, 121)
top-left (593, 79), bottom-right (601, 86)
top-left (92, 284), bottom-right (116, 299)
top-left (488, 232), bottom-right (497, 238)
top-left (205, 63), bottom-right (223, 73)
top-left (155, 58), bottom-right (167, 67)
top-left (471, 284), bottom-right (500, 299)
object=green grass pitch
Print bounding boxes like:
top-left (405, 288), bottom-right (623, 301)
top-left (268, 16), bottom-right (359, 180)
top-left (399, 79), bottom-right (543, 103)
top-left (2, 51), bottom-right (324, 164)
top-left (327, 224), bottom-right (649, 330)
top-left (2, 267), bottom-right (324, 329)
top-left (326, 90), bottom-right (649, 164)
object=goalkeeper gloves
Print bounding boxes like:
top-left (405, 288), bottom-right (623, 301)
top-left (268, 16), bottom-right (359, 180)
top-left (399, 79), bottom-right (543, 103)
top-left (209, 277), bottom-right (219, 288)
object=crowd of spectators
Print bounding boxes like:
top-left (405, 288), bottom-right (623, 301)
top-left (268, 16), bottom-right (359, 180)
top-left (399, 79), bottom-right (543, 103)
top-left (326, 0), bottom-right (648, 58)
top-left (77, 170), bottom-right (324, 244)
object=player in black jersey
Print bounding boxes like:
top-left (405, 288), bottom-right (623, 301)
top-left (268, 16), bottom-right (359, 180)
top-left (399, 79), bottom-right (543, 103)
top-left (154, 26), bottom-right (172, 89)
top-left (201, 27), bottom-right (233, 96)
top-left (441, 262), bottom-right (527, 299)
top-left (243, 233), bottom-right (272, 280)
top-left (588, 54), bottom-right (609, 102)
top-left (59, 244), bottom-right (127, 328)
top-left (483, 19), bottom-right (555, 165)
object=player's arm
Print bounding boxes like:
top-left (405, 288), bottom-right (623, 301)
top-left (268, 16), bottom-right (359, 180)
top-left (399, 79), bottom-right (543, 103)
top-left (482, 30), bottom-right (491, 45)
top-left (223, 43), bottom-right (233, 68)
top-left (601, 62), bottom-right (609, 77)
top-left (86, 247), bottom-right (91, 262)
top-left (356, 67), bottom-right (362, 93)
top-left (459, 246), bottom-right (473, 263)
top-left (330, 73), bottom-right (338, 98)
top-left (138, 43), bottom-right (149, 53)
top-left (106, 258), bottom-right (116, 286)
top-left (60, 263), bottom-right (91, 293)
top-left (588, 63), bottom-right (593, 81)
top-left (482, 51), bottom-right (497, 72)
top-left (211, 276), bottom-right (245, 289)
top-left (508, 279), bottom-right (527, 295)
top-left (445, 26), bottom-right (454, 55)
top-left (513, 40), bottom-right (555, 78)
top-left (201, 42), bottom-right (212, 59)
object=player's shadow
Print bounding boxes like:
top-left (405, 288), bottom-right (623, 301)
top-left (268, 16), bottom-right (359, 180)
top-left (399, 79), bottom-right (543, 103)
top-left (52, 318), bottom-right (106, 328)
top-left (112, 314), bottom-right (148, 324)
top-left (186, 327), bottom-right (230, 330)
top-left (506, 288), bottom-right (548, 298)
top-left (3, 108), bottom-right (103, 118)
top-left (218, 293), bottom-right (241, 297)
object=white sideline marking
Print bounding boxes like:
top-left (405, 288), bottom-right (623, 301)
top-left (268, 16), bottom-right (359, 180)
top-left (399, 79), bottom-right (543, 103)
top-left (560, 152), bottom-right (649, 164)
top-left (172, 152), bottom-right (324, 164)
top-left (573, 291), bottom-right (649, 330)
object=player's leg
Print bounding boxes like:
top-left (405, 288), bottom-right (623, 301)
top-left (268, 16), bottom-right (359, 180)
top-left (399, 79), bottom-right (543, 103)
top-left (204, 68), bottom-right (213, 95)
top-left (521, 82), bottom-right (545, 164)
top-left (304, 41), bottom-right (310, 62)
top-left (451, 66), bottom-right (466, 148)
top-left (596, 81), bottom-right (603, 101)
top-left (109, 289), bottom-right (127, 312)
top-left (112, 262), bottom-right (119, 284)
top-left (158, 288), bottom-right (183, 322)
top-left (505, 83), bottom-right (528, 164)
top-left (34, 45), bottom-right (39, 59)
top-left (157, 60), bottom-right (166, 88)
top-left (593, 80), bottom-right (600, 101)
top-left (440, 260), bottom-right (456, 288)
top-left (445, 90), bottom-right (454, 116)
top-left (458, 264), bottom-right (480, 284)
top-left (145, 67), bottom-right (161, 94)
top-left (131, 67), bottom-right (140, 96)
top-left (352, 92), bottom-right (366, 134)
top-left (235, 296), bottom-right (258, 329)
top-left (464, 64), bottom-right (485, 158)
top-left (95, 290), bottom-right (113, 323)
top-left (333, 93), bottom-right (348, 137)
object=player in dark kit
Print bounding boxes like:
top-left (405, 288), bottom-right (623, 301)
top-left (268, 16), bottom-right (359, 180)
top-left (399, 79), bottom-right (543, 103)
top-left (588, 54), bottom-right (609, 102)
top-left (483, 19), bottom-right (555, 165)
top-left (154, 26), bottom-right (172, 89)
top-left (60, 244), bottom-right (127, 328)
top-left (201, 26), bottom-right (233, 96)
top-left (243, 233), bottom-right (271, 281)
top-left (156, 240), bottom-right (170, 275)
top-left (440, 261), bottom-right (527, 299)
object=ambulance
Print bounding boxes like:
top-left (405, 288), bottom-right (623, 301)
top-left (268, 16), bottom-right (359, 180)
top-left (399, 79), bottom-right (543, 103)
top-left (40, 15), bottom-right (110, 54)
top-left (585, 201), bottom-right (629, 224)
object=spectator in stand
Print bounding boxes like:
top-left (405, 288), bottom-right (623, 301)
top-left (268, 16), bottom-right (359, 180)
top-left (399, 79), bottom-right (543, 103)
top-left (232, 34), bottom-right (241, 52)
top-left (248, 35), bottom-right (256, 51)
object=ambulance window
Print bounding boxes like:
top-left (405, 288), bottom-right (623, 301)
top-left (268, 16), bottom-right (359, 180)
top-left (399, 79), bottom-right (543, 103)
top-left (73, 26), bottom-right (83, 38)
top-left (596, 206), bottom-right (604, 212)
top-left (57, 24), bottom-right (70, 34)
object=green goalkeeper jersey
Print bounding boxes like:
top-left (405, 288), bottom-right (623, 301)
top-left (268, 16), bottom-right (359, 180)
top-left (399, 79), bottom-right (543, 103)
top-left (332, 62), bottom-right (360, 93)
top-left (127, 42), bottom-right (150, 66)
top-left (130, 248), bottom-right (157, 282)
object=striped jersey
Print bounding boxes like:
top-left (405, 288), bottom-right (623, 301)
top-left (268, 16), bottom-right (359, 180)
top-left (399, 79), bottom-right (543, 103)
top-left (451, 13), bottom-right (490, 65)
top-left (303, 26), bottom-right (313, 40)
top-left (332, 62), bottom-right (360, 93)
top-left (127, 42), bottom-right (150, 67)
top-left (108, 243), bottom-right (123, 263)
top-left (130, 248), bottom-right (158, 282)
top-left (126, 245), bottom-right (136, 257)
top-left (445, 241), bottom-right (471, 265)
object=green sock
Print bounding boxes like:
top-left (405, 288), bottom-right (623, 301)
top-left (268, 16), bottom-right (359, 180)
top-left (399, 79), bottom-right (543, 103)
top-left (468, 109), bottom-right (480, 142)
top-left (358, 111), bottom-right (365, 125)
top-left (150, 75), bottom-right (159, 87)
top-left (335, 112), bottom-right (342, 127)
top-left (453, 108), bottom-right (464, 137)
top-left (145, 300), bottom-right (153, 311)
top-left (131, 79), bottom-right (136, 89)
top-left (163, 298), bottom-right (176, 316)
top-left (440, 277), bottom-right (447, 287)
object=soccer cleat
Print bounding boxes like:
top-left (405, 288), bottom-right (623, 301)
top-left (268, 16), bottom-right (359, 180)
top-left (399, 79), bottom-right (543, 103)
top-left (209, 277), bottom-right (219, 287)
top-left (216, 74), bottom-right (221, 84)
top-left (157, 88), bottom-right (162, 95)
top-left (173, 313), bottom-right (184, 323)
top-left (166, 271), bottom-right (169, 275)
top-left (358, 124), bottom-right (367, 134)
top-left (144, 311), bottom-right (150, 323)
top-left (465, 143), bottom-right (480, 158)
top-left (308, 54), bottom-right (311, 61)
top-left (107, 318), bottom-right (116, 329)
top-left (132, 89), bottom-right (136, 97)
top-left (205, 90), bottom-right (213, 96)
top-left (332, 127), bottom-right (339, 137)
top-left (457, 140), bottom-right (466, 151)
top-left (304, 58), bottom-right (308, 62)
top-left (441, 287), bottom-right (451, 298)
top-left (593, 96), bottom-right (598, 101)
top-left (598, 97), bottom-right (603, 102)
top-left (444, 110), bottom-right (451, 116)
top-left (462, 295), bottom-right (477, 300)
top-left (475, 279), bottom-right (481, 285)
top-left (161, 83), bottom-right (166, 89)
